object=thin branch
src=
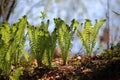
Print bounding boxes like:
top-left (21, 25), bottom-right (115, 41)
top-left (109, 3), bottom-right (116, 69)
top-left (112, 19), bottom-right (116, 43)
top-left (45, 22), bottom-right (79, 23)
top-left (1, 0), bottom-right (5, 21)
top-left (0, 0), bottom-right (16, 23)
top-left (6, 0), bottom-right (16, 21)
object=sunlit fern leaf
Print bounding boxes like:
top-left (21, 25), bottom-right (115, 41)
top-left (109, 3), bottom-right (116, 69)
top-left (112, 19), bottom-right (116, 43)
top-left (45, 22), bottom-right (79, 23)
top-left (14, 16), bottom-right (28, 63)
top-left (27, 20), bottom-right (54, 66)
top-left (54, 18), bottom-right (77, 65)
top-left (28, 24), bottom-right (40, 56)
top-left (91, 19), bottom-right (106, 53)
top-left (0, 23), bottom-right (12, 62)
top-left (1, 22), bottom-right (11, 44)
top-left (0, 16), bottom-right (28, 77)
top-left (70, 19), bottom-right (79, 34)
top-left (76, 19), bottom-right (106, 56)
top-left (84, 19), bottom-right (91, 55)
top-left (46, 27), bottom-right (57, 67)
top-left (16, 16), bottom-right (27, 41)
top-left (0, 23), bottom-right (12, 76)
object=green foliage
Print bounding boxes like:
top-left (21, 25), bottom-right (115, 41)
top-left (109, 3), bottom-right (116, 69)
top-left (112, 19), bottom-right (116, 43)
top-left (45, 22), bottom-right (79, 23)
top-left (102, 42), bottom-right (120, 58)
top-left (45, 27), bottom-right (57, 67)
top-left (0, 16), bottom-right (28, 77)
top-left (27, 20), bottom-right (57, 67)
top-left (111, 42), bottom-right (120, 55)
top-left (54, 18), bottom-right (77, 65)
top-left (10, 67), bottom-right (24, 80)
top-left (0, 15), bottom-right (108, 79)
top-left (76, 19), bottom-right (106, 56)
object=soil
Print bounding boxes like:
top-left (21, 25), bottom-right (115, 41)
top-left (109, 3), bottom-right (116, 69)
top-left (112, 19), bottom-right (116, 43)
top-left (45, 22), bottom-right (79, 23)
top-left (19, 54), bottom-right (120, 80)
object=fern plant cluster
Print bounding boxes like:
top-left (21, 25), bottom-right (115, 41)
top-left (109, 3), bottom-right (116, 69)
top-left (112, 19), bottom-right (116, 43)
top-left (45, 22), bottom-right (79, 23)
top-left (76, 19), bottom-right (106, 56)
top-left (54, 18), bottom-right (78, 65)
top-left (0, 16), bottom-right (28, 79)
top-left (27, 20), bottom-right (57, 67)
top-left (0, 15), bottom-right (106, 79)
top-left (27, 18), bottom-right (78, 66)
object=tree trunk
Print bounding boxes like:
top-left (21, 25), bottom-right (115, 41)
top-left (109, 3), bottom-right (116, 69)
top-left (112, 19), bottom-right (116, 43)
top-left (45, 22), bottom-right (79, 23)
top-left (0, 0), bottom-right (16, 23)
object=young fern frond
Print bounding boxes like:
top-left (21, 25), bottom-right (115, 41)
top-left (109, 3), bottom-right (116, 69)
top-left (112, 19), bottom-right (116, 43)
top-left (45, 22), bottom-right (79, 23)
top-left (91, 19), bottom-right (106, 53)
top-left (1, 22), bottom-right (11, 44)
top-left (76, 19), bottom-right (106, 56)
top-left (27, 24), bottom-right (41, 64)
top-left (27, 25), bottom-right (37, 56)
top-left (45, 27), bottom-right (57, 67)
top-left (0, 16), bottom-right (28, 77)
top-left (84, 19), bottom-right (91, 55)
top-left (28, 20), bottom-right (56, 67)
top-left (54, 18), bottom-right (77, 65)
top-left (14, 16), bottom-right (28, 64)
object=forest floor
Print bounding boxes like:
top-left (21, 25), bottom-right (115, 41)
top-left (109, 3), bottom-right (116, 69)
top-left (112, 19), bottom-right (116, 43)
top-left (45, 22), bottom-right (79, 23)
top-left (19, 53), bottom-right (120, 80)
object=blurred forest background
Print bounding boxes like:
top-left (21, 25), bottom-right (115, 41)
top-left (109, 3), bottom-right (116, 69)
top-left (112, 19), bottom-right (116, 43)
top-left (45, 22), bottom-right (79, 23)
top-left (0, 0), bottom-right (120, 55)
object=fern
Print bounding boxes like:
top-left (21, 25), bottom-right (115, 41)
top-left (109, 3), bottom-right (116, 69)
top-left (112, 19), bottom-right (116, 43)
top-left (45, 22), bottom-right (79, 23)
top-left (14, 16), bottom-right (28, 64)
top-left (76, 19), bottom-right (106, 56)
top-left (0, 22), bottom-right (14, 76)
top-left (54, 18), bottom-right (77, 65)
top-left (27, 20), bottom-right (56, 67)
top-left (10, 67), bottom-right (24, 80)
top-left (45, 27), bottom-right (57, 67)
top-left (0, 16), bottom-right (28, 77)
top-left (91, 19), bottom-right (106, 54)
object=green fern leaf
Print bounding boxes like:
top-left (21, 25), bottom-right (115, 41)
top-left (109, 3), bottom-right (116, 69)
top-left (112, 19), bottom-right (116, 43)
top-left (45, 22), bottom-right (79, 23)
top-left (10, 67), bottom-right (24, 80)
top-left (91, 19), bottom-right (106, 53)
